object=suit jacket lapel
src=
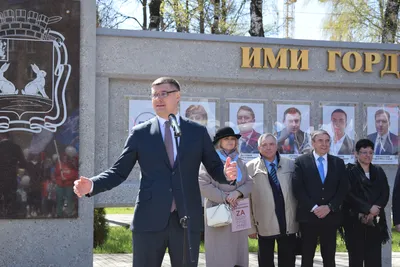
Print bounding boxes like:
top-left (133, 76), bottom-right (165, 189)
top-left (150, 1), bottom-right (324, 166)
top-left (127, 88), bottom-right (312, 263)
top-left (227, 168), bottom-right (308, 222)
top-left (149, 117), bottom-right (172, 169)
top-left (175, 117), bottom-right (187, 169)
top-left (324, 154), bottom-right (335, 183)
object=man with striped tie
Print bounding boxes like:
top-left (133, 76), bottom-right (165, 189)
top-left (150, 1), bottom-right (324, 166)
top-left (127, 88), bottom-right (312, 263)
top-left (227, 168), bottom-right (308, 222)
top-left (292, 130), bottom-right (349, 267)
top-left (247, 133), bottom-right (299, 267)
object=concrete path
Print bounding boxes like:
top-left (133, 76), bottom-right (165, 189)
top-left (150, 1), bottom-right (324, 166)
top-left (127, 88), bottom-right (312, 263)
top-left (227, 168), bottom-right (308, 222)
top-left (101, 214), bottom-right (400, 267)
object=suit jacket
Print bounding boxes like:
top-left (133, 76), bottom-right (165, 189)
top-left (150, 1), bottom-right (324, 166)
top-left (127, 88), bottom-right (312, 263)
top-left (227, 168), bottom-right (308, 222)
top-left (239, 130), bottom-right (260, 154)
top-left (337, 134), bottom-right (355, 155)
top-left (392, 166), bottom-right (400, 225)
top-left (277, 129), bottom-right (312, 154)
top-left (90, 117), bottom-right (228, 232)
top-left (292, 153), bottom-right (349, 225)
top-left (367, 132), bottom-right (399, 155)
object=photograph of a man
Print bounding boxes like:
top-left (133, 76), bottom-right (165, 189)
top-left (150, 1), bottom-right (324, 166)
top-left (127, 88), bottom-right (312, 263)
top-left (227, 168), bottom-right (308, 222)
top-left (367, 108), bottom-right (398, 155)
top-left (276, 106), bottom-right (311, 155)
top-left (327, 108), bottom-right (355, 155)
top-left (235, 105), bottom-right (261, 154)
top-left (182, 102), bottom-right (216, 137)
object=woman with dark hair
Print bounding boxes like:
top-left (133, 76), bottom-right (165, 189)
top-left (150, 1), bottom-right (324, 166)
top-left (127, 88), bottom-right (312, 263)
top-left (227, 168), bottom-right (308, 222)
top-left (342, 138), bottom-right (390, 267)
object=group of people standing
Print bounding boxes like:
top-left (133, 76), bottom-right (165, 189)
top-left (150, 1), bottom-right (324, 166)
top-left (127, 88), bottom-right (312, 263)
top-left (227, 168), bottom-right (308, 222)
top-left (202, 126), bottom-right (393, 267)
top-left (73, 77), bottom-right (398, 267)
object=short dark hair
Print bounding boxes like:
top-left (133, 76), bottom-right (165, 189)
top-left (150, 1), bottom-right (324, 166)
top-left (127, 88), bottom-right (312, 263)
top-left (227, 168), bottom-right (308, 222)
top-left (152, 77), bottom-right (181, 91)
top-left (355, 138), bottom-right (374, 152)
top-left (283, 107), bottom-right (301, 122)
top-left (237, 105), bottom-right (255, 119)
top-left (375, 109), bottom-right (390, 121)
top-left (331, 109), bottom-right (347, 121)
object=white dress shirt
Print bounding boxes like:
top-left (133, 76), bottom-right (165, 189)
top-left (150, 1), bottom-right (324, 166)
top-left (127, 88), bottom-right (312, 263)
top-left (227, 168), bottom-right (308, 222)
top-left (374, 132), bottom-right (388, 154)
top-left (330, 134), bottom-right (346, 155)
top-left (311, 151), bottom-right (328, 212)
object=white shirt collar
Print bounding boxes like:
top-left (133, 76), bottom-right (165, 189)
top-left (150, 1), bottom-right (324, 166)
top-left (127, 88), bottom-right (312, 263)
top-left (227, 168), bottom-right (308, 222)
top-left (157, 113), bottom-right (180, 126)
top-left (313, 150), bottom-right (328, 162)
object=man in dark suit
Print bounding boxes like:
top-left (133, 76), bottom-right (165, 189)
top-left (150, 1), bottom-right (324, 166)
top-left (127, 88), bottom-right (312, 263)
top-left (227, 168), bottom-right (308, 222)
top-left (277, 107), bottom-right (311, 155)
top-left (292, 130), bottom-right (349, 267)
top-left (367, 109), bottom-right (398, 155)
top-left (393, 164), bottom-right (400, 232)
top-left (329, 109), bottom-right (354, 155)
top-left (74, 77), bottom-right (237, 267)
top-left (0, 132), bottom-right (27, 218)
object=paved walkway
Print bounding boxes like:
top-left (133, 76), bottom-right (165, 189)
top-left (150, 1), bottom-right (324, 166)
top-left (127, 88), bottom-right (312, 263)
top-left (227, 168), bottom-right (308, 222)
top-left (94, 253), bottom-right (400, 266)
top-left (101, 214), bottom-right (400, 267)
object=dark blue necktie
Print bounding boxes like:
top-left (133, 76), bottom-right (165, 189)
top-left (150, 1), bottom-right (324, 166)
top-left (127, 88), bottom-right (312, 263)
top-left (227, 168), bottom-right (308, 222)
top-left (269, 162), bottom-right (280, 188)
top-left (375, 137), bottom-right (382, 155)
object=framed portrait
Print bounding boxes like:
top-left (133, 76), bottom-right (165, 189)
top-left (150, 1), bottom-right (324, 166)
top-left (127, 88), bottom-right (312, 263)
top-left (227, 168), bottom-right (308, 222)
top-left (321, 103), bottom-right (356, 164)
top-left (128, 99), bottom-right (155, 132)
top-left (365, 104), bottom-right (399, 164)
top-left (275, 102), bottom-right (312, 159)
top-left (227, 101), bottom-right (264, 162)
top-left (180, 98), bottom-right (218, 138)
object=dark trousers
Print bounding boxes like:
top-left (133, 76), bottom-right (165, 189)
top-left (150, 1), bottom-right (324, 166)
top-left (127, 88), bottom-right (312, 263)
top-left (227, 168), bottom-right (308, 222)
top-left (258, 234), bottom-right (297, 267)
top-left (344, 220), bottom-right (382, 267)
top-left (300, 223), bottom-right (338, 267)
top-left (132, 211), bottom-right (200, 267)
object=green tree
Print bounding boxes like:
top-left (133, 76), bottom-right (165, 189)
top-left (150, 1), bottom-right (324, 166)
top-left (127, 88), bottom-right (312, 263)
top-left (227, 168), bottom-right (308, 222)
top-left (319, 0), bottom-right (399, 43)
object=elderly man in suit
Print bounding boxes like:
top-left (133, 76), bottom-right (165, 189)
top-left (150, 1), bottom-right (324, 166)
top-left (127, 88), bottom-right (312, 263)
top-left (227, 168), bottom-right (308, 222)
top-left (248, 133), bottom-right (298, 267)
top-left (367, 109), bottom-right (398, 155)
top-left (292, 130), bottom-right (349, 267)
top-left (329, 109), bottom-right (354, 155)
top-left (74, 77), bottom-right (237, 267)
top-left (277, 107), bottom-right (312, 155)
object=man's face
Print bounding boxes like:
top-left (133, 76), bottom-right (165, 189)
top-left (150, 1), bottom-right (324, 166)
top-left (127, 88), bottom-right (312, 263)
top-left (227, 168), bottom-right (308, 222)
top-left (151, 84), bottom-right (180, 119)
top-left (284, 113), bottom-right (301, 133)
top-left (375, 113), bottom-right (389, 136)
top-left (188, 112), bottom-right (207, 127)
top-left (258, 136), bottom-right (278, 160)
top-left (237, 109), bottom-right (255, 133)
top-left (312, 133), bottom-right (330, 156)
top-left (331, 112), bottom-right (346, 136)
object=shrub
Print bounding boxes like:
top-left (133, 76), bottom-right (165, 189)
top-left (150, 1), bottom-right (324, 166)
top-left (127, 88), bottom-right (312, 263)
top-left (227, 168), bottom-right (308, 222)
top-left (93, 208), bottom-right (109, 248)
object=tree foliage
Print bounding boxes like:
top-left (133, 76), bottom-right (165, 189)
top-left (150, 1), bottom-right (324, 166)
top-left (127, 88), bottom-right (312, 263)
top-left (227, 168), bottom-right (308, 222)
top-left (320, 0), bottom-right (399, 43)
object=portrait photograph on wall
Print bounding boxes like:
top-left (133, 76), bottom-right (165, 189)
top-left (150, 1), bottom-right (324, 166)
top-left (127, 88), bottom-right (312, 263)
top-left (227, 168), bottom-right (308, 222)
top-left (180, 99), bottom-right (217, 138)
top-left (0, 2), bottom-right (80, 219)
top-left (128, 99), bottom-right (155, 131)
top-left (275, 103), bottom-right (312, 159)
top-left (227, 102), bottom-right (264, 162)
top-left (321, 104), bottom-right (356, 164)
top-left (366, 105), bottom-right (399, 164)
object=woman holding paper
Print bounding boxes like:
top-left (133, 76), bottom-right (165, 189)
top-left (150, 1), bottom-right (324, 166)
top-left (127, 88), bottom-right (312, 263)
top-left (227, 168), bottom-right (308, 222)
top-left (199, 126), bottom-right (253, 267)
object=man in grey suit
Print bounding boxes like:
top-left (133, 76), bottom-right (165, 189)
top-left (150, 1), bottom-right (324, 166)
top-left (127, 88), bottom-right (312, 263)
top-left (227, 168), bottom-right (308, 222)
top-left (74, 77), bottom-right (237, 267)
top-left (367, 109), bottom-right (398, 155)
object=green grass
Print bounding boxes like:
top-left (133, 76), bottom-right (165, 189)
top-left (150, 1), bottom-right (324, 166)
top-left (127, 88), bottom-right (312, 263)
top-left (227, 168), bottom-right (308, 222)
top-left (94, 227), bottom-right (133, 254)
top-left (93, 227), bottom-right (400, 254)
top-left (104, 207), bottom-right (134, 214)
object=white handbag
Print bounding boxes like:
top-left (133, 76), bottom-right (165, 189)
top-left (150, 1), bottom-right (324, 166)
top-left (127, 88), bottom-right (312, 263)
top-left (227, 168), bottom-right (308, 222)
top-left (206, 203), bottom-right (232, 227)
top-left (206, 192), bottom-right (232, 227)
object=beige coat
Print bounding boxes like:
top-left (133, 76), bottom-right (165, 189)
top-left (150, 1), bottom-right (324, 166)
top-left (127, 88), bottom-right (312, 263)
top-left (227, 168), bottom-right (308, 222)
top-left (199, 151), bottom-right (253, 267)
top-left (246, 155), bottom-right (299, 237)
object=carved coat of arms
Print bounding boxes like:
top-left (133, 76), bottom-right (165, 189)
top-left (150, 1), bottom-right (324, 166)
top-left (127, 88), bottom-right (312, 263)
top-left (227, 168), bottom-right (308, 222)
top-left (0, 9), bottom-right (71, 133)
